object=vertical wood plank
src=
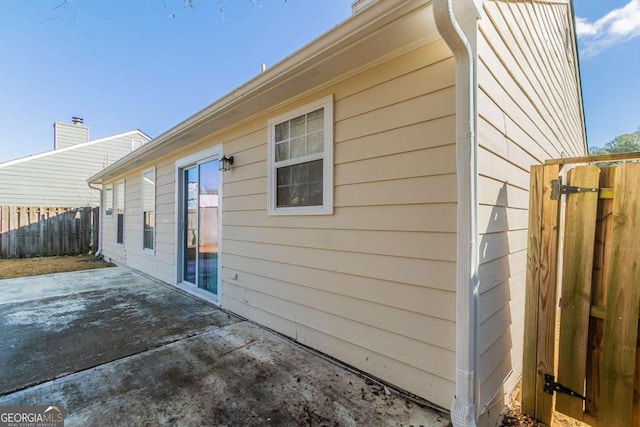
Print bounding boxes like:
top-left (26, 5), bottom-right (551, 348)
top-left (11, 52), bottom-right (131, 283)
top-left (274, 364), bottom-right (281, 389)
top-left (586, 167), bottom-right (616, 419)
top-left (599, 163), bottom-right (640, 427)
top-left (536, 163), bottom-right (561, 427)
top-left (52, 209), bottom-right (60, 256)
top-left (1, 206), bottom-right (8, 258)
top-left (523, 165), bottom-right (544, 416)
top-left (556, 165), bottom-right (601, 419)
top-left (523, 164), bottom-right (561, 425)
top-left (9, 207), bottom-right (18, 258)
top-left (29, 206), bottom-right (38, 257)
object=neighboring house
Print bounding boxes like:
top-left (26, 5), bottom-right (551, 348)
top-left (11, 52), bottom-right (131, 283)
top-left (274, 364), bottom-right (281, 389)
top-left (89, 1), bottom-right (586, 425)
top-left (0, 117), bottom-right (150, 207)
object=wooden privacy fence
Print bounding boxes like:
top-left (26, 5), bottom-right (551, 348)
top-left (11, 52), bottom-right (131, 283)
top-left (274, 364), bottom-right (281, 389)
top-left (0, 206), bottom-right (99, 258)
top-left (523, 153), bottom-right (640, 427)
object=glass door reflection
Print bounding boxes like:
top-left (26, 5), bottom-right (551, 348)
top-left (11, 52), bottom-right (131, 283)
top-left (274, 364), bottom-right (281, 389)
top-left (181, 159), bottom-right (219, 296)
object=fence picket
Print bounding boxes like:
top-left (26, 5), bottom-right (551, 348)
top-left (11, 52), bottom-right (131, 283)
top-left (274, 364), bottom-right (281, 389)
top-left (599, 163), bottom-right (640, 427)
top-left (586, 167), bottom-right (616, 420)
top-left (0, 206), bottom-right (99, 259)
top-left (523, 164), bottom-right (560, 425)
top-left (556, 165), bottom-right (600, 419)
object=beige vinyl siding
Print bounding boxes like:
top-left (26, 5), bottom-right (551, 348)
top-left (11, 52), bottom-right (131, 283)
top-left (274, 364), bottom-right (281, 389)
top-left (476, 0), bottom-right (586, 417)
top-left (0, 131), bottom-right (148, 207)
top-left (99, 39), bottom-right (458, 407)
top-left (101, 162), bottom-right (176, 284)
top-left (220, 39), bottom-right (457, 407)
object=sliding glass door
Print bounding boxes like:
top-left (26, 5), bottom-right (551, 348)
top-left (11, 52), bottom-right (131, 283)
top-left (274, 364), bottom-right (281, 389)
top-left (180, 158), bottom-right (219, 297)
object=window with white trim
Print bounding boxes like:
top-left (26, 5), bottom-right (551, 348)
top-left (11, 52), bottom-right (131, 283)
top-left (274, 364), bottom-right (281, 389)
top-left (142, 168), bottom-right (155, 252)
top-left (267, 95), bottom-right (334, 215)
top-left (105, 185), bottom-right (113, 217)
top-left (116, 180), bottom-right (125, 245)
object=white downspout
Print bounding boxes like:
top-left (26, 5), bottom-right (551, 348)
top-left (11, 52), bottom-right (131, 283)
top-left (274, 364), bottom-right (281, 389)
top-left (433, 1), bottom-right (480, 426)
top-left (88, 183), bottom-right (104, 256)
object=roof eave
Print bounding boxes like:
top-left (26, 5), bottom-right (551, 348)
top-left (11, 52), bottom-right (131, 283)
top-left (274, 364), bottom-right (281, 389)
top-left (89, 0), bottom-right (437, 184)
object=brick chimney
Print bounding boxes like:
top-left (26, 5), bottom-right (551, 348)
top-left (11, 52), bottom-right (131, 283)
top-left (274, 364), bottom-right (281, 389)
top-left (53, 117), bottom-right (89, 150)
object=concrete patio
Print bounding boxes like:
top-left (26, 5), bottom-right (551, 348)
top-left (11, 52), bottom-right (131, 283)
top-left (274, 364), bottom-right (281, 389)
top-left (0, 267), bottom-right (450, 426)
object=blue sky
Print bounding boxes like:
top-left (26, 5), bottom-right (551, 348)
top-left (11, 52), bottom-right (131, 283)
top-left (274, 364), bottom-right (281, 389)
top-left (0, 1), bottom-right (638, 163)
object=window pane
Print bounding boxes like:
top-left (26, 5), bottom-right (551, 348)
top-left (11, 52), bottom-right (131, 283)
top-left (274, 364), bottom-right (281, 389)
top-left (275, 141), bottom-right (289, 162)
top-left (307, 108), bottom-right (324, 132)
top-left (307, 131), bottom-right (324, 154)
top-left (277, 167), bottom-right (290, 186)
top-left (275, 122), bottom-right (289, 142)
top-left (143, 170), bottom-right (155, 212)
top-left (144, 211), bottom-right (155, 250)
top-left (277, 186), bottom-right (291, 207)
top-left (291, 184), bottom-right (307, 206)
top-left (292, 162), bottom-right (308, 184)
top-left (275, 159), bottom-right (323, 208)
top-left (105, 186), bottom-right (113, 216)
top-left (290, 115), bottom-right (306, 138)
top-left (290, 136), bottom-right (306, 159)
top-left (116, 181), bottom-right (125, 214)
top-left (308, 159), bottom-right (323, 182)
top-left (117, 213), bottom-right (124, 244)
top-left (309, 182), bottom-right (323, 205)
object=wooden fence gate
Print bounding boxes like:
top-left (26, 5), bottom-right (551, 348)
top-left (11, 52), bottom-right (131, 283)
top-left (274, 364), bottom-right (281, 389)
top-left (0, 206), bottom-right (99, 258)
top-left (523, 154), bottom-right (640, 427)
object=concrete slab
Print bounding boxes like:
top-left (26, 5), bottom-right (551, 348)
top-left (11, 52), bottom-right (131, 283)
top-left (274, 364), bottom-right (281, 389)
top-left (0, 268), bottom-right (239, 395)
top-left (0, 268), bottom-right (450, 426)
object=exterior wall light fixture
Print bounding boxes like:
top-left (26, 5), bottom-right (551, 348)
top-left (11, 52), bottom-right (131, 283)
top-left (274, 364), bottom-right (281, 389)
top-left (219, 155), bottom-right (234, 171)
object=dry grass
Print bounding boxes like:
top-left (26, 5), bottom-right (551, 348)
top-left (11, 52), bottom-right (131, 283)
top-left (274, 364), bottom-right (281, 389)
top-left (0, 255), bottom-right (115, 279)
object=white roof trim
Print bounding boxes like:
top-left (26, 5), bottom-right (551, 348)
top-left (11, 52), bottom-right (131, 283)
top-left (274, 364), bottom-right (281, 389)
top-left (0, 130), bottom-right (150, 169)
top-left (89, 0), bottom-right (435, 184)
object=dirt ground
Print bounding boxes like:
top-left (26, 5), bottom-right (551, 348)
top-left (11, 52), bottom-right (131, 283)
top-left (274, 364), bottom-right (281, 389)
top-left (0, 255), bottom-right (114, 279)
top-left (499, 383), bottom-right (589, 427)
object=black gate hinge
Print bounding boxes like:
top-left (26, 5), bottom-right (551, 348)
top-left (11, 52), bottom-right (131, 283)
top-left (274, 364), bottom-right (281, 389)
top-left (544, 374), bottom-right (586, 400)
top-left (550, 179), bottom-right (598, 200)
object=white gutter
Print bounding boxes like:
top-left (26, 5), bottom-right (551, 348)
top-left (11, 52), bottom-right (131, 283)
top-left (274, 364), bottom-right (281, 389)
top-left (433, 1), bottom-right (480, 426)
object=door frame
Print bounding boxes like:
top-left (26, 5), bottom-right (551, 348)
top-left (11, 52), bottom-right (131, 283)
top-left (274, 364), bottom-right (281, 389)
top-left (174, 145), bottom-right (223, 305)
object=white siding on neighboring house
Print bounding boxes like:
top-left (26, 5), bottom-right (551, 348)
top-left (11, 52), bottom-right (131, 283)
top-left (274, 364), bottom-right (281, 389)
top-left (0, 130), bottom-right (150, 207)
top-left (475, 0), bottom-right (586, 419)
top-left (54, 122), bottom-right (89, 149)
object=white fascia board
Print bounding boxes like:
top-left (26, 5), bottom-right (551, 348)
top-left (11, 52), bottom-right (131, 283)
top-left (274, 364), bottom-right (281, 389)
top-left (89, 0), bottom-right (435, 185)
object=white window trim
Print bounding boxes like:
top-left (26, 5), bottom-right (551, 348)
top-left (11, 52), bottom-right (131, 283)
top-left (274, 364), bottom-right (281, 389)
top-left (142, 167), bottom-right (156, 255)
top-left (105, 184), bottom-right (113, 218)
top-left (267, 94), bottom-right (334, 216)
top-left (115, 179), bottom-right (125, 246)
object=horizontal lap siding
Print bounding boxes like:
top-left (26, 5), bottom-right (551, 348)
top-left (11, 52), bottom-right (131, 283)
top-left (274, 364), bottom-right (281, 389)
top-left (101, 163), bottom-right (175, 283)
top-left (99, 39), bottom-right (458, 407)
top-left (221, 40), bottom-right (457, 408)
top-left (0, 134), bottom-right (138, 207)
top-left (476, 0), bottom-right (586, 420)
